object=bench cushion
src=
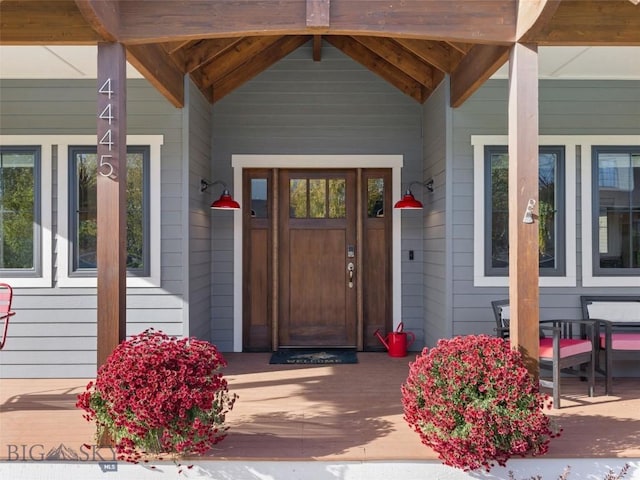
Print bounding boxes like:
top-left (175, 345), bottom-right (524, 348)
top-left (586, 302), bottom-right (640, 323)
top-left (599, 332), bottom-right (640, 350)
top-left (539, 338), bottom-right (592, 359)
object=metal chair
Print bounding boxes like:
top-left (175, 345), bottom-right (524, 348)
top-left (0, 283), bottom-right (16, 350)
top-left (491, 299), bottom-right (596, 408)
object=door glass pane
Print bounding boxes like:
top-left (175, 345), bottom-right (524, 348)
top-left (329, 179), bottom-right (346, 218)
top-left (0, 150), bottom-right (36, 269)
top-left (309, 179), bottom-right (326, 218)
top-left (367, 178), bottom-right (384, 218)
top-left (596, 151), bottom-right (640, 270)
top-left (251, 178), bottom-right (268, 218)
top-left (289, 179), bottom-right (307, 218)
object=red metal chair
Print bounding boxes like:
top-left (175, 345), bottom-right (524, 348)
top-left (0, 283), bottom-right (16, 350)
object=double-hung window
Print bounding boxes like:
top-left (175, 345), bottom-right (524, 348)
top-left (0, 146), bottom-right (41, 276)
top-left (69, 145), bottom-right (150, 276)
top-left (591, 145), bottom-right (640, 276)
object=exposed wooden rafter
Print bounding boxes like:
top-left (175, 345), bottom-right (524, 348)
top-left (325, 36), bottom-right (427, 103)
top-left (182, 38), bottom-right (244, 73)
top-left (394, 38), bottom-right (463, 74)
top-left (126, 43), bottom-right (185, 108)
top-left (213, 35), bottom-right (311, 102)
top-left (450, 44), bottom-right (510, 108)
top-left (200, 36), bottom-right (284, 88)
top-left (352, 36), bottom-right (441, 90)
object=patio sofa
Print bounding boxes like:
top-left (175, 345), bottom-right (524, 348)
top-left (580, 295), bottom-right (640, 395)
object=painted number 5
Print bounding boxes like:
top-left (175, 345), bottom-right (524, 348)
top-left (99, 154), bottom-right (114, 177)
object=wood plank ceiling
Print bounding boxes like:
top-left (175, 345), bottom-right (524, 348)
top-left (1, 0), bottom-right (639, 108)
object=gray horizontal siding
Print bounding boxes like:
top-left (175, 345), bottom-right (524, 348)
top-left (0, 78), bottom-right (186, 378)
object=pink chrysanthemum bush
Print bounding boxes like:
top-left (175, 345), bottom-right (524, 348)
top-left (402, 335), bottom-right (558, 472)
top-left (77, 329), bottom-right (237, 463)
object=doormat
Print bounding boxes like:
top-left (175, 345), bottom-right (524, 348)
top-left (269, 349), bottom-right (358, 365)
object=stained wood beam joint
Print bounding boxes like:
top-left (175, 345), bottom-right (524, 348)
top-left (307, 0), bottom-right (330, 29)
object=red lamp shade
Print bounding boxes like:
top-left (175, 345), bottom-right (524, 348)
top-left (393, 191), bottom-right (423, 209)
top-left (211, 190), bottom-right (241, 210)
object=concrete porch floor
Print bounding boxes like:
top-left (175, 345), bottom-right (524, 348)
top-left (0, 352), bottom-right (639, 468)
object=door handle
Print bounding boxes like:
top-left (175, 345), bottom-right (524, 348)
top-left (347, 262), bottom-right (355, 288)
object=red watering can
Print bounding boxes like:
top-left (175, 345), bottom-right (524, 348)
top-left (374, 322), bottom-right (415, 357)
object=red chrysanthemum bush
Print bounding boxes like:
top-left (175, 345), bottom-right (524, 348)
top-left (77, 329), bottom-right (237, 463)
top-left (402, 335), bottom-right (559, 472)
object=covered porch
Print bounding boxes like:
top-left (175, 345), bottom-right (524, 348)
top-left (1, 353), bottom-right (638, 478)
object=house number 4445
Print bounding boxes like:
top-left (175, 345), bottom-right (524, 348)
top-left (98, 78), bottom-right (115, 178)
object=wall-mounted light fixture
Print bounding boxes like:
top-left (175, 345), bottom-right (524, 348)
top-left (394, 179), bottom-right (434, 209)
top-left (522, 198), bottom-right (536, 224)
top-left (200, 179), bottom-right (241, 210)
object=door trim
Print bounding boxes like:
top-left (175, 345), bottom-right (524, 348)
top-left (231, 155), bottom-right (404, 352)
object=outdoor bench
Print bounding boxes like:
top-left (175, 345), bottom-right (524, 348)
top-left (580, 295), bottom-right (640, 394)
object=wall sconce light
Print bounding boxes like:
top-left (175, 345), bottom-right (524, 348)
top-left (200, 179), bottom-right (241, 210)
top-left (394, 179), bottom-right (434, 209)
top-left (522, 198), bottom-right (536, 224)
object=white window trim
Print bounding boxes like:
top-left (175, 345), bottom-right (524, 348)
top-left (57, 135), bottom-right (163, 288)
top-left (580, 135), bottom-right (640, 287)
top-left (472, 135), bottom-right (577, 287)
top-left (0, 136), bottom-right (53, 288)
top-left (231, 154), bottom-right (404, 352)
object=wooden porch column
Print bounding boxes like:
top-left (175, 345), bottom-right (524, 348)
top-left (507, 43), bottom-right (539, 377)
top-left (96, 42), bottom-right (127, 368)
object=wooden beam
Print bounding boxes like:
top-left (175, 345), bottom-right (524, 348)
top-left (212, 35), bottom-right (310, 103)
top-left (325, 35), bottom-right (427, 103)
top-left (183, 38), bottom-right (244, 73)
top-left (446, 41), bottom-right (473, 54)
top-left (508, 43), bottom-right (540, 378)
top-left (313, 35), bottom-right (323, 61)
top-left (108, 1), bottom-right (518, 44)
top-left (353, 36), bottom-right (440, 89)
top-left (528, 0), bottom-right (640, 45)
top-left (75, 0), bottom-right (120, 42)
top-left (307, 0), bottom-right (331, 29)
top-left (162, 40), bottom-right (193, 55)
top-left (515, 0), bottom-right (561, 42)
top-left (0, 1), bottom-right (100, 44)
top-left (96, 42), bottom-right (127, 371)
top-left (126, 43), bottom-right (185, 108)
top-left (450, 44), bottom-right (510, 108)
top-left (394, 38), bottom-right (463, 73)
top-left (200, 36), bottom-right (284, 88)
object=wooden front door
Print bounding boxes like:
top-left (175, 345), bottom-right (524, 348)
top-left (242, 167), bottom-right (392, 351)
top-left (279, 170), bottom-right (357, 347)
